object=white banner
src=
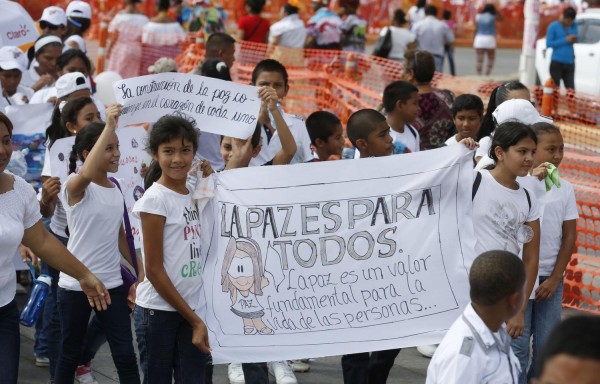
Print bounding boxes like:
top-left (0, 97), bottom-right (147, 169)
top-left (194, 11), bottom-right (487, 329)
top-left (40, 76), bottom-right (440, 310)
top-left (200, 145), bottom-right (477, 363)
top-left (112, 73), bottom-right (261, 139)
top-left (49, 127), bottom-right (147, 248)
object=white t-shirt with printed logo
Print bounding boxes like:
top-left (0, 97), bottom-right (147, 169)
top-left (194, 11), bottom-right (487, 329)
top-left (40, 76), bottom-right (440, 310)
top-left (133, 182), bottom-right (203, 311)
top-left (471, 170), bottom-right (540, 269)
top-left (59, 174), bottom-right (124, 290)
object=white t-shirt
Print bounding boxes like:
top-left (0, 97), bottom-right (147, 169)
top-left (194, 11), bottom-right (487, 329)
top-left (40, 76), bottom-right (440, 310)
top-left (250, 112), bottom-right (313, 167)
top-left (390, 124), bottom-right (420, 153)
top-left (384, 26), bottom-right (416, 61)
top-left (196, 132), bottom-right (224, 171)
top-left (59, 174), bottom-right (124, 290)
top-left (445, 135), bottom-right (459, 146)
top-left (269, 14), bottom-right (307, 48)
top-left (471, 170), bottom-right (540, 269)
top-left (0, 173), bottom-right (41, 306)
top-left (519, 177), bottom-right (578, 276)
top-left (133, 183), bottom-right (203, 311)
top-left (408, 6), bottom-right (426, 26)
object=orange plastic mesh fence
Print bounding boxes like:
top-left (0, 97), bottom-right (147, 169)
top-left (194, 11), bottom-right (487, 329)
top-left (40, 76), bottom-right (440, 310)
top-left (98, 37), bottom-right (600, 312)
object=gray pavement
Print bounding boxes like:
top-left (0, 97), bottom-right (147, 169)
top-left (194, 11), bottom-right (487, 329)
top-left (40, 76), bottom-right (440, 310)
top-left (16, 46), bottom-right (524, 384)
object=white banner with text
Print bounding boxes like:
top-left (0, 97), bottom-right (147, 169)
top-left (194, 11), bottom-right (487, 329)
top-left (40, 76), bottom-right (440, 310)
top-left (200, 145), bottom-right (477, 363)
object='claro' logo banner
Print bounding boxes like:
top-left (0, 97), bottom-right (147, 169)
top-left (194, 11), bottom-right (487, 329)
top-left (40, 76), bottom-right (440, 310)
top-left (199, 145), bottom-right (477, 364)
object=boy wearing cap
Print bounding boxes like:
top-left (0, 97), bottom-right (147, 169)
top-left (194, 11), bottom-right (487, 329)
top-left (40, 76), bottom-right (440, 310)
top-left (0, 47), bottom-right (34, 106)
top-left (39, 6), bottom-right (68, 38)
top-left (475, 98), bottom-right (552, 170)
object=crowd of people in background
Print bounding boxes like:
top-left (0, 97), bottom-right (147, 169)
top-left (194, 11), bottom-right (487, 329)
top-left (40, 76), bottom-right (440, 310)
top-left (0, 1), bottom-right (596, 384)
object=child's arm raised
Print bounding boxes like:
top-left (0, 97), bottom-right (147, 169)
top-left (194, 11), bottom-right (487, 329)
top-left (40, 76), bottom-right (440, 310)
top-left (140, 212), bottom-right (211, 353)
top-left (66, 105), bottom-right (121, 206)
top-left (258, 87), bottom-right (297, 165)
top-left (507, 218), bottom-right (540, 339)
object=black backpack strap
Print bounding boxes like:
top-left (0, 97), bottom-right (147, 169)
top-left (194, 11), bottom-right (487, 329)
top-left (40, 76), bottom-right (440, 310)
top-left (407, 124), bottom-right (418, 139)
top-left (472, 171), bottom-right (482, 201)
top-left (523, 188), bottom-right (532, 212)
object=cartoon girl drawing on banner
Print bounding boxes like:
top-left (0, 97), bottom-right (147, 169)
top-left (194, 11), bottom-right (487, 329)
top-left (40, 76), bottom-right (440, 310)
top-left (221, 237), bottom-right (273, 335)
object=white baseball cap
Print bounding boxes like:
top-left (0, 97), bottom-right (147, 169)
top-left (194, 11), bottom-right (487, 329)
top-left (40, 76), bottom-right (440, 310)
top-left (66, 1), bottom-right (92, 19)
top-left (56, 72), bottom-right (91, 99)
top-left (493, 99), bottom-right (553, 126)
top-left (0, 46), bottom-right (27, 72)
top-left (40, 6), bottom-right (67, 27)
top-left (148, 58), bottom-right (178, 74)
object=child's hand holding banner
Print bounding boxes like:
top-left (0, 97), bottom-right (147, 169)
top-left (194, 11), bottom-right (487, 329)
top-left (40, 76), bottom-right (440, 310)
top-left (112, 73), bottom-right (261, 139)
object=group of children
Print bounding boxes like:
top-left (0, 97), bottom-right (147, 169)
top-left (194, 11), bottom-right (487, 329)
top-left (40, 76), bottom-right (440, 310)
top-left (0, 6), bottom-right (590, 383)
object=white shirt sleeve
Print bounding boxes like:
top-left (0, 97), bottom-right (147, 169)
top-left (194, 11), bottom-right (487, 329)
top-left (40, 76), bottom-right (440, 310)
top-left (426, 354), bottom-right (483, 384)
top-left (132, 186), bottom-right (167, 219)
top-left (526, 188), bottom-right (541, 223)
top-left (19, 177), bottom-right (42, 228)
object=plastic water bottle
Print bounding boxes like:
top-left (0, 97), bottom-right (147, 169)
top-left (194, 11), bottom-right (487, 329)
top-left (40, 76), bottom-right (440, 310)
top-left (19, 274), bottom-right (52, 327)
top-left (268, 102), bottom-right (284, 128)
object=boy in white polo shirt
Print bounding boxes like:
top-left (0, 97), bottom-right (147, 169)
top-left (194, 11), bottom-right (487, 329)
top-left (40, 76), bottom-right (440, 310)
top-left (427, 250), bottom-right (524, 384)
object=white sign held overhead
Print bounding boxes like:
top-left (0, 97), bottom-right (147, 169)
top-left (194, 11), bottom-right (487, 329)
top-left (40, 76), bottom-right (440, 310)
top-left (199, 145), bottom-right (477, 364)
top-left (112, 73), bottom-right (261, 139)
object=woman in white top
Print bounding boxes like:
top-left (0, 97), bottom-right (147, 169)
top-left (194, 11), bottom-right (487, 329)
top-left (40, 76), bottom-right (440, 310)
top-left (382, 9), bottom-right (417, 62)
top-left (140, 0), bottom-right (187, 75)
top-left (107, 0), bottom-right (149, 79)
top-left (55, 106), bottom-right (141, 383)
top-left (133, 115), bottom-right (210, 382)
top-left (25, 35), bottom-right (63, 92)
top-left (471, 121), bottom-right (541, 343)
top-left (0, 112), bottom-right (108, 384)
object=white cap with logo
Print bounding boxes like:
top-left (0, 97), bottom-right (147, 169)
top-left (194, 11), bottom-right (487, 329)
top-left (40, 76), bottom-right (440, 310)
top-left (40, 6), bottom-right (67, 27)
top-left (0, 46), bottom-right (28, 72)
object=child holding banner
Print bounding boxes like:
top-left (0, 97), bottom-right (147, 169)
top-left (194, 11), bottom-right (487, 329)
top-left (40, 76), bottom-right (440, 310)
top-left (445, 94), bottom-right (484, 146)
top-left (342, 108), bottom-right (478, 384)
top-left (512, 122), bottom-right (577, 383)
top-left (132, 114), bottom-right (211, 382)
top-left (55, 105), bottom-right (141, 383)
top-left (223, 87), bottom-right (299, 384)
top-left (471, 122), bottom-right (541, 361)
top-left (426, 250), bottom-right (524, 383)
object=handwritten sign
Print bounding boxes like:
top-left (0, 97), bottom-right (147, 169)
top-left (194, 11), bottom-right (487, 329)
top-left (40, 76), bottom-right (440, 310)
top-left (199, 145), bottom-right (476, 363)
top-left (49, 127), bottom-right (147, 248)
top-left (113, 73), bottom-right (261, 139)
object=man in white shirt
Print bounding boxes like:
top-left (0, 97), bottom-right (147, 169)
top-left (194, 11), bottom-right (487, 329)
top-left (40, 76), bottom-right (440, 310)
top-left (412, 6), bottom-right (455, 73)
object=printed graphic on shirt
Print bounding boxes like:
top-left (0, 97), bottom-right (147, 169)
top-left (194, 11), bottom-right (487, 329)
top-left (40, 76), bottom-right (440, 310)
top-left (183, 205), bottom-right (203, 278)
top-left (486, 200), bottom-right (533, 249)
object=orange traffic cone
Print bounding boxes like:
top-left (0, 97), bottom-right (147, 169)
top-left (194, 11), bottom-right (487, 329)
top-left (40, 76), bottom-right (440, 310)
top-left (541, 77), bottom-right (555, 117)
top-left (344, 52), bottom-right (358, 79)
